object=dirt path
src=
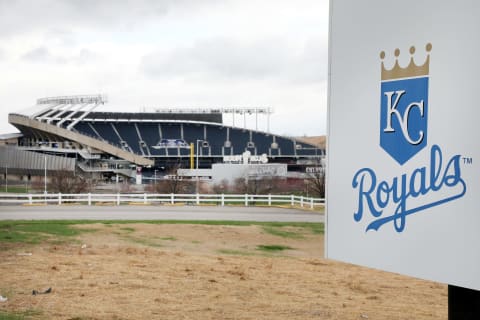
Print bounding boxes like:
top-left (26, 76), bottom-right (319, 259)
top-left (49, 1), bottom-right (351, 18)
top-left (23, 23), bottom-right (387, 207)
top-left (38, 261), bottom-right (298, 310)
top-left (0, 223), bottom-right (446, 319)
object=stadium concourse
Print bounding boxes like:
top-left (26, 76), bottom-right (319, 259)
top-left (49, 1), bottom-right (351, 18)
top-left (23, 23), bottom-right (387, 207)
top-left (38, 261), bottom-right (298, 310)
top-left (1, 94), bottom-right (325, 189)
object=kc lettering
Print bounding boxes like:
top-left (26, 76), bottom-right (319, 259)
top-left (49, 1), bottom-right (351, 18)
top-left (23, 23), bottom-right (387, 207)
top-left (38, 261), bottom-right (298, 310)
top-left (383, 90), bottom-right (425, 145)
top-left (379, 76), bottom-right (429, 165)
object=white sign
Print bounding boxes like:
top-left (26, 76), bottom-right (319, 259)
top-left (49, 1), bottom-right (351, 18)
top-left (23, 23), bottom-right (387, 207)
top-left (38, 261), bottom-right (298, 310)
top-left (152, 139), bottom-right (190, 149)
top-left (223, 152), bottom-right (268, 164)
top-left (306, 167), bottom-right (324, 174)
top-left (327, 0), bottom-right (480, 290)
top-left (248, 164), bottom-right (287, 177)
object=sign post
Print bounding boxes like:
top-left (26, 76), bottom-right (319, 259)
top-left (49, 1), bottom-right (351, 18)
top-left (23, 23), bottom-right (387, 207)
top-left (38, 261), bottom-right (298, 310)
top-left (327, 0), bottom-right (480, 317)
top-left (448, 285), bottom-right (480, 320)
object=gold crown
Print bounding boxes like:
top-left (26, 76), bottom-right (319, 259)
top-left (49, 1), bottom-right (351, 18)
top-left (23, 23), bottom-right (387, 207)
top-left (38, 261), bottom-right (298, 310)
top-left (380, 43), bottom-right (432, 81)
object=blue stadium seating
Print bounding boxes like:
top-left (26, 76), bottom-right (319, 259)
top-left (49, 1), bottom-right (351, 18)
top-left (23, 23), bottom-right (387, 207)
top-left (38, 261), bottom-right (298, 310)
top-left (94, 123), bottom-right (132, 151)
top-left (112, 123), bottom-right (139, 154)
top-left (161, 123), bottom-right (182, 140)
top-left (91, 123), bottom-right (117, 142)
top-left (137, 123), bottom-right (160, 156)
top-left (229, 127), bottom-right (250, 155)
top-left (205, 126), bottom-right (225, 156)
top-left (69, 119), bottom-right (323, 159)
top-left (74, 122), bottom-right (97, 138)
top-left (276, 136), bottom-right (295, 156)
top-left (138, 123), bottom-right (159, 145)
top-left (251, 132), bottom-right (272, 155)
top-left (183, 124), bottom-right (204, 145)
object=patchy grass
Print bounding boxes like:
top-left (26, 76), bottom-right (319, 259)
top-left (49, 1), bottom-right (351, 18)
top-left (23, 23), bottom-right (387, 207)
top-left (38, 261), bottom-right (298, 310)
top-left (256, 245), bottom-right (293, 252)
top-left (217, 249), bottom-right (255, 256)
top-left (0, 309), bottom-right (43, 320)
top-left (100, 220), bottom-right (324, 232)
top-left (262, 226), bottom-right (304, 239)
top-left (0, 311), bottom-right (24, 320)
top-left (0, 221), bottom-right (97, 245)
top-left (0, 186), bottom-right (29, 193)
top-left (303, 223), bottom-right (324, 235)
top-left (128, 238), bottom-right (163, 248)
top-left (161, 236), bottom-right (177, 241)
top-left (0, 229), bottom-right (43, 244)
top-left (0, 220), bottom-right (323, 247)
top-left (120, 235), bottom-right (163, 248)
top-left (119, 234), bottom-right (177, 248)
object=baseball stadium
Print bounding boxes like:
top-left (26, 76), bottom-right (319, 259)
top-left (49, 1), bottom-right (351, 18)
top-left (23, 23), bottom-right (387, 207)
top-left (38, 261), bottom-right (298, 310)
top-left (1, 94), bottom-right (325, 189)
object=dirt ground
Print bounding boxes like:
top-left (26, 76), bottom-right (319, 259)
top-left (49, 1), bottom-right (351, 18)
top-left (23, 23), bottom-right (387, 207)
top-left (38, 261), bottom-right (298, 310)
top-left (0, 223), bottom-right (447, 319)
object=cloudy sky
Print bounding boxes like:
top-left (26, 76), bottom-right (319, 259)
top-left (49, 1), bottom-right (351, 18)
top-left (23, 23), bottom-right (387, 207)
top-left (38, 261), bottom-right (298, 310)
top-left (0, 0), bottom-right (329, 137)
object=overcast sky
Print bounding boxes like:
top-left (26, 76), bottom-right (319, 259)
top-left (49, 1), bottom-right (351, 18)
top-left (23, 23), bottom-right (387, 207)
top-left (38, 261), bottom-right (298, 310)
top-left (0, 0), bottom-right (329, 137)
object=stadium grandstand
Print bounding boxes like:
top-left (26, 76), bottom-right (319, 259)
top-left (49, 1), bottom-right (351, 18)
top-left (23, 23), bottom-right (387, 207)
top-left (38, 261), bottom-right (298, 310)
top-left (1, 94), bottom-right (325, 186)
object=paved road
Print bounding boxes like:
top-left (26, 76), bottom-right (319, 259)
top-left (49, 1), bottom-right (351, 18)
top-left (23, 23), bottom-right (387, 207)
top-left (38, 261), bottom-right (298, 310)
top-left (0, 205), bottom-right (324, 223)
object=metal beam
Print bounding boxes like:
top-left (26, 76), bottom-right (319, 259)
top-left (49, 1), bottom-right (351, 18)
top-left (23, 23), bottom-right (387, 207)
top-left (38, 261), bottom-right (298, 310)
top-left (56, 103), bottom-right (88, 127)
top-left (66, 103), bottom-right (100, 130)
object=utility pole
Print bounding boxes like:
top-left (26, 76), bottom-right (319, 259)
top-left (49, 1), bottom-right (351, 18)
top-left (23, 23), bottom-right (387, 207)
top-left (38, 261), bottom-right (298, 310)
top-left (196, 140), bottom-right (203, 194)
top-left (44, 154), bottom-right (47, 194)
top-left (115, 162), bottom-right (118, 191)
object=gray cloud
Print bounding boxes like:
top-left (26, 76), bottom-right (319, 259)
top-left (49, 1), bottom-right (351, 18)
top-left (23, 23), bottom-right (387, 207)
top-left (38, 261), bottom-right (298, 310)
top-left (0, 0), bottom-right (219, 38)
top-left (73, 48), bottom-right (100, 65)
top-left (44, 28), bottom-right (77, 47)
top-left (295, 37), bottom-right (329, 83)
top-left (21, 47), bottom-right (63, 63)
top-left (21, 46), bottom-right (99, 65)
top-left (140, 37), bottom-right (327, 84)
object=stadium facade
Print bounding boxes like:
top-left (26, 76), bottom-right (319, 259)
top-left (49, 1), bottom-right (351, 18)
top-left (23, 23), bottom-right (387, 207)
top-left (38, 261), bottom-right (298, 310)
top-left (1, 95), bottom-right (324, 186)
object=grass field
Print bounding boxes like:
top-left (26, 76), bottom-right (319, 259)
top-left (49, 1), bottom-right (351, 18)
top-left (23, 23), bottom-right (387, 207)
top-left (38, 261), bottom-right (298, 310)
top-left (0, 186), bottom-right (29, 193)
top-left (0, 220), bottom-right (446, 319)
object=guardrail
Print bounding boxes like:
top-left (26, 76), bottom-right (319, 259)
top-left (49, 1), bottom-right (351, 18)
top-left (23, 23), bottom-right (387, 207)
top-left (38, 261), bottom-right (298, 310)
top-left (0, 193), bottom-right (324, 209)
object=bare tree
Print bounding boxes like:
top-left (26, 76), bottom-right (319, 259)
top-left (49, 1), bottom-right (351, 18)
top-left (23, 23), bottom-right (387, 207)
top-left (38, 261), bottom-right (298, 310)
top-left (30, 176), bottom-right (46, 193)
top-left (305, 166), bottom-right (325, 198)
top-left (212, 179), bottom-right (230, 194)
top-left (233, 176), bottom-right (281, 195)
top-left (233, 177), bottom-right (249, 194)
top-left (153, 163), bottom-right (195, 194)
top-left (119, 182), bottom-right (135, 193)
top-left (49, 169), bottom-right (90, 193)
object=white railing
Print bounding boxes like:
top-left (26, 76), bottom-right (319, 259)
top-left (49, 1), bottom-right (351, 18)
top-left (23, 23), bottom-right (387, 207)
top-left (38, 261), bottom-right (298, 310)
top-left (0, 193), bottom-right (324, 209)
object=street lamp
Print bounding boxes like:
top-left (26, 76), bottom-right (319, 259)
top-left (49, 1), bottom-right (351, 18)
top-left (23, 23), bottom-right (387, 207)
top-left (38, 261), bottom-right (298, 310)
top-left (115, 161), bottom-right (119, 191)
top-left (5, 147), bottom-right (9, 193)
top-left (44, 154), bottom-right (47, 194)
top-left (196, 140), bottom-right (204, 194)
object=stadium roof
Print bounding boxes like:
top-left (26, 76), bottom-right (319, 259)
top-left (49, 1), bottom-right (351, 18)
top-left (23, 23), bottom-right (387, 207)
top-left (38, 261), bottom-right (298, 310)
top-left (83, 112), bottom-right (222, 123)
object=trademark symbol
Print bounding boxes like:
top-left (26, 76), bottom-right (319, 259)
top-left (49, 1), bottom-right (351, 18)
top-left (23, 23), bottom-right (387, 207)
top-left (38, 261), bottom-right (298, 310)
top-left (463, 157), bottom-right (473, 165)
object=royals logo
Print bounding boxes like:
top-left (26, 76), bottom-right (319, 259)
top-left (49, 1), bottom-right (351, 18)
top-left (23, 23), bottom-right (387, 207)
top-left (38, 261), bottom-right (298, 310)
top-left (351, 43), bottom-right (467, 233)
top-left (380, 44), bottom-right (431, 164)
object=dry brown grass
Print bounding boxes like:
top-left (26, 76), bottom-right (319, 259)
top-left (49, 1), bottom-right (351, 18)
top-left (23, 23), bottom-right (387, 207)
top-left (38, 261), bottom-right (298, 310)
top-left (0, 223), bottom-right (446, 319)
